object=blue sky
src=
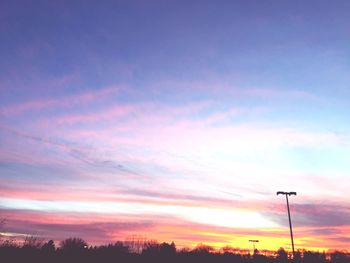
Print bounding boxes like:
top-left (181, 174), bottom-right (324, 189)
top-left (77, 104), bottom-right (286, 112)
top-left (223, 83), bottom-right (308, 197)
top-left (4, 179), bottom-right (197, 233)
top-left (1, 0), bottom-right (350, 250)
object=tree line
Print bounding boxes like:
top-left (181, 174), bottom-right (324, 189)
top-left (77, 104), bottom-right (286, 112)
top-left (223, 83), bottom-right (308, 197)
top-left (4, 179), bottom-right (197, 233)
top-left (0, 236), bottom-right (349, 263)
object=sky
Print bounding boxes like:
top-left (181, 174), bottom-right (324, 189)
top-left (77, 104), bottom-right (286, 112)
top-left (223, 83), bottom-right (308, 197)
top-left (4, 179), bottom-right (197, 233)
top-left (1, 0), bottom-right (350, 252)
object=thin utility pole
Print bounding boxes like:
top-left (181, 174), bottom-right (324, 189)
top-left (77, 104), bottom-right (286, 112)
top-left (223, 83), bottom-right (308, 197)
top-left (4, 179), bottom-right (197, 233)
top-left (249, 239), bottom-right (259, 254)
top-left (277, 191), bottom-right (297, 259)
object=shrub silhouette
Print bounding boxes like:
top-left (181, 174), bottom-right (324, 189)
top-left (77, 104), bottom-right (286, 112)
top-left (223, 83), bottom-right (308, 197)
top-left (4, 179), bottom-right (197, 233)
top-left (276, 247), bottom-right (288, 263)
top-left (60, 237), bottom-right (88, 251)
top-left (193, 243), bottom-right (214, 254)
top-left (23, 235), bottom-right (44, 249)
top-left (159, 242), bottom-right (176, 256)
top-left (41, 240), bottom-right (55, 253)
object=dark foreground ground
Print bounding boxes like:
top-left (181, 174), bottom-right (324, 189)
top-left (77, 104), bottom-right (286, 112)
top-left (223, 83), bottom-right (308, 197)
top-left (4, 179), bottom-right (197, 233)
top-left (1, 246), bottom-right (349, 263)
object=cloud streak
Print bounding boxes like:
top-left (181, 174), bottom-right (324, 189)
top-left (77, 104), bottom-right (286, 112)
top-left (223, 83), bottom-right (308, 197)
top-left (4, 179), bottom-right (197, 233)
top-left (1, 86), bottom-right (123, 116)
top-left (1, 208), bottom-right (349, 250)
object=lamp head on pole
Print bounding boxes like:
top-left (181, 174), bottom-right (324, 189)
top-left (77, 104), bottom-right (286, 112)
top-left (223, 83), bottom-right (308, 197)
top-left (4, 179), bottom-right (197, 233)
top-left (277, 191), bottom-right (297, 196)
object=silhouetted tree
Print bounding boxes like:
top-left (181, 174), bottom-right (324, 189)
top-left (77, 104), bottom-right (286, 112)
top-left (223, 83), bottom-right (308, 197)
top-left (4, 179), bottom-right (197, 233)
top-left (253, 253), bottom-right (269, 263)
top-left (294, 250), bottom-right (302, 263)
top-left (303, 250), bottom-right (327, 263)
top-left (111, 241), bottom-right (129, 254)
top-left (0, 218), bottom-right (6, 243)
top-left (159, 242), bottom-right (176, 256)
top-left (221, 245), bottom-right (234, 254)
top-left (60, 237), bottom-right (87, 251)
top-left (276, 247), bottom-right (288, 263)
top-left (193, 243), bottom-right (214, 254)
top-left (1, 236), bottom-right (350, 263)
top-left (142, 240), bottom-right (160, 255)
top-left (0, 239), bottom-right (18, 248)
top-left (99, 241), bottom-right (129, 254)
top-left (41, 240), bottom-right (55, 253)
top-left (124, 235), bottom-right (146, 253)
top-left (23, 235), bottom-right (44, 249)
top-left (331, 251), bottom-right (350, 263)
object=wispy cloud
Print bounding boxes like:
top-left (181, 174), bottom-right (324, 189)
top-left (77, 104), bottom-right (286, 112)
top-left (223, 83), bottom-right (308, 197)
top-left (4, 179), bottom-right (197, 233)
top-left (264, 203), bottom-right (350, 227)
top-left (1, 85), bottom-right (123, 116)
top-left (2, 208), bottom-right (349, 250)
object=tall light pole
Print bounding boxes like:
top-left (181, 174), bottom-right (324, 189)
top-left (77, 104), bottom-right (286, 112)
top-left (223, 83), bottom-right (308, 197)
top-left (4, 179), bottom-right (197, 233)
top-left (277, 191), bottom-right (296, 259)
top-left (249, 240), bottom-right (259, 254)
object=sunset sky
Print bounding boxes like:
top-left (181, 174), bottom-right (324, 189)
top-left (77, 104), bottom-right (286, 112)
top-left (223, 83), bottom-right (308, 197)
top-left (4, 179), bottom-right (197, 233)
top-left (1, 0), bottom-right (350, 252)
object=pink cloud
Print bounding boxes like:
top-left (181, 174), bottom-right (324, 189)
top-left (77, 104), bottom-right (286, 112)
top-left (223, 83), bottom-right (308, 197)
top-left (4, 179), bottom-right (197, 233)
top-left (151, 79), bottom-right (318, 101)
top-left (0, 180), bottom-right (268, 212)
top-left (241, 87), bottom-right (317, 99)
top-left (1, 208), bottom-right (349, 250)
top-left (45, 99), bottom-right (344, 156)
top-left (1, 85), bottom-right (125, 116)
top-left (50, 104), bottom-right (136, 125)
